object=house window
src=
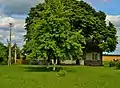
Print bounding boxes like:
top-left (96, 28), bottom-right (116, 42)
top-left (92, 53), bottom-right (98, 60)
top-left (86, 53), bottom-right (92, 60)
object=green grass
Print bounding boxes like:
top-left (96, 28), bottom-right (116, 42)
top-left (0, 65), bottom-right (120, 88)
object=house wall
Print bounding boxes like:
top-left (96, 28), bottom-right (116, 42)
top-left (61, 60), bottom-right (76, 64)
top-left (86, 53), bottom-right (92, 60)
top-left (86, 52), bottom-right (100, 60)
top-left (102, 55), bottom-right (120, 61)
top-left (85, 52), bottom-right (102, 66)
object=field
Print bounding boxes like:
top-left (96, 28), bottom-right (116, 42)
top-left (0, 65), bottom-right (120, 88)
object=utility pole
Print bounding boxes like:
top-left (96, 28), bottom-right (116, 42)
top-left (8, 23), bottom-right (13, 66)
top-left (14, 43), bottom-right (17, 64)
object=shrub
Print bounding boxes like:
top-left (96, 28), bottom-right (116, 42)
top-left (22, 60), bottom-right (30, 65)
top-left (109, 60), bottom-right (120, 69)
top-left (115, 61), bottom-right (120, 69)
top-left (58, 69), bottom-right (67, 77)
top-left (0, 61), bottom-right (6, 65)
top-left (109, 61), bottom-right (116, 67)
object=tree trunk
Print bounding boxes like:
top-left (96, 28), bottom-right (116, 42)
top-left (47, 56), bottom-right (50, 68)
top-left (8, 58), bottom-right (10, 66)
top-left (53, 63), bottom-right (56, 71)
top-left (100, 51), bottom-right (103, 66)
top-left (8, 57), bottom-right (11, 66)
top-left (47, 62), bottom-right (50, 68)
top-left (57, 58), bottom-right (60, 65)
top-left (53, 57), bottom-right (56, 71)
top-left (70, 54), bottom-right (73, 64)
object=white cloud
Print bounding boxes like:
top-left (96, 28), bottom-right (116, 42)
top-left (0, 0), bottom-right (44, 47)
top-left (0, 16), bottom-right (15, 26)
top-left (106, 15), bottom-right (120, 27)
top-left (106, 15), bottom-right (120, 53)
top-left (0, 14), bottom-right (25, 47)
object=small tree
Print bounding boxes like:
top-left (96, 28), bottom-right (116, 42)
top-left (0, 42), bottom-right (7, 63)
top-left (11, 43), bottom-right (21, 64)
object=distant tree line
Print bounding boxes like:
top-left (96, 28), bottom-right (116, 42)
top-left (0, 42), bottom-right (21, 64)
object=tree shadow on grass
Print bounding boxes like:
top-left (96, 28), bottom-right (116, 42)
top-left (23, 66), bottom-right (63, 72)
top-left (23, 65), bottom-right (77, 73)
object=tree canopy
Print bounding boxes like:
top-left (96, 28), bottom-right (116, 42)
top-left (0, 42), bottom-right (7, 62)
top-left (23, 0), bottom-right (117, 61)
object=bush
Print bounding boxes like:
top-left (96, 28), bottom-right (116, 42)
top-left (109, 60), bottom-right (120, 69)
top-left (0, 61), bottom-right (6, 65)
top-left (109, 61), bottom-right (116, 67)
top-left (58, 69), bottom-right (67, 77)
top-left (116, 61), bottom-right (120, 69)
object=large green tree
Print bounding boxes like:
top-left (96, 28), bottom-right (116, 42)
top-left (23, 0), bottom-right (117, 70)
top-left (62, 0), bottom-right (117, 52)
top-left (23, 0), bottom-right (85, 70)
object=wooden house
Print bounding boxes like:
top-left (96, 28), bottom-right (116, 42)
top-left (49, 38), bottom-right (103, 66)
top-left (83, 39), bottom-right (103, 66)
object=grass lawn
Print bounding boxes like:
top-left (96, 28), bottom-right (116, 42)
top-left (0, 65), bottom-right (120, 88)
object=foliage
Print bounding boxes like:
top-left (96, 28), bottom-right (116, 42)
top-left (0, 42), bottom-right (8, 63)
top-left (115, 61), bottom-right (120, 69)
top-left (109, 61), bottom-right (116, 67)
top-left (99, 22), bottom-right (118, 52)
top-left (58, 68), bottom-right (67, 77)
top-left (11, 43), bottom-right (21, 59)
top-left (23, 0), bottom-right (117, 64)
top-left (108, 60), bottom-right (120, 69)
top-left (62, 0), bottom-right (117, 52)
top-left (23, 0), bottom-right (85, 61)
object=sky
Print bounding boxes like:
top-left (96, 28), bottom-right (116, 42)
top-left (0, 0), bottom-right (120, 54)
